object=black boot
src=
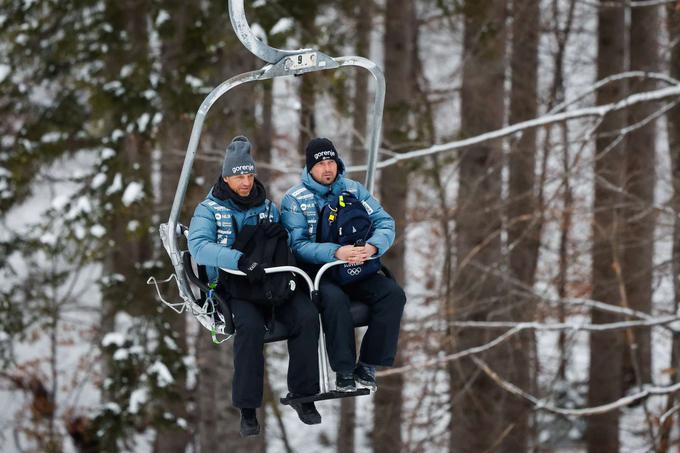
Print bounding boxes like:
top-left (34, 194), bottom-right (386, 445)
top-left (240, 408), bottom-right (260, 437)
top-left (287, 394), bottom-right (322, 425)
top-left (335, 371), bottom-right (356, 393)
top-left (354, 363), bottom-right (377, 391)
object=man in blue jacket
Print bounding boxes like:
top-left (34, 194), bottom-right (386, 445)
top-left (188, 136), bottom-right (321, 437)
top-left (281, 137), bottom-right (406, 392)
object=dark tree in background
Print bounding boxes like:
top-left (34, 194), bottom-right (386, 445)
top-left (664, 4), bottom-right (680, 452)
top-left (505, 0), bottom-right (540, 450)
top-left (620, 2), bottom-right (659, 391)
top-left (586, 2), bottom-right (626, 452)
top-left (450, 1), bottom-right (507, 451)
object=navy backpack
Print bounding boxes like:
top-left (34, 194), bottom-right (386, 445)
top-left (317, 192), bottom-right (381, 285)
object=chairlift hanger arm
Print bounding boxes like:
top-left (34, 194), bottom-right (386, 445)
top-left (229, 0), bottom-right (310, 64)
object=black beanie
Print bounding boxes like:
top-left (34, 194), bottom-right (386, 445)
top-left (305, 138), bottom-right (343, 173)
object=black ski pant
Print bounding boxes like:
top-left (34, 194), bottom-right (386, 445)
top-left (318, 273), bottom-right (406, 373)
top-left (230, 290), bottom-right (320, 408)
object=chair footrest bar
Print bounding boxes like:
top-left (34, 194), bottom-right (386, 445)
top-left (279, 389), bottom-right (370, 405)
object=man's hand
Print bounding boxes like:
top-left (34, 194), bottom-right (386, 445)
top-left (237, 257), bottom-right (266, 284)
top-left (355, 244), bottom-right (378, 262)
top-left (335, 245), bottom-right (366, 264)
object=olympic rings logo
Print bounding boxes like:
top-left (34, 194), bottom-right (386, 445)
top-left (347, 267), bottom-right (362, 277)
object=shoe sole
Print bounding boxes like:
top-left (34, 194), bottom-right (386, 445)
top-left (335, 385), bottom-right (357, 393)
top-left (355, 377), bottom-right (377, 392)
top-left (290, 404), bottom-right (322, 425)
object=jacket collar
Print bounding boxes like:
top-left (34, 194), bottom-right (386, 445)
top-left (301, 158), bottom-right (347, 197)
top-left (207, 190), bottom-right (239, 210)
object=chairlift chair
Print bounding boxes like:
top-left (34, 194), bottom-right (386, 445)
top-left (155, 0), bottom-right (387, 405)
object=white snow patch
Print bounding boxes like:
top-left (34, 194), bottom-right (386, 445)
top-left (128, 388), bottom-right (148, 414)
top-left (1, 135), bottom-right (15, 147)
top-left (111, 129), bottom-right (125, 142)
top-left (163, 336), bottom-right (178, 351)
top-left (106, 173), bottom-right (122, 195)
top-left (40, 232), bottom-right (58, 246)
top-left (156, 10), bottom-right (170, 27)
top-left (51, 194), bottom-right (70, 211)
top-left (74, 224), bottom-right (86, 239)
top-left (101, 148), bottom-right (116, 160)
top-left (102, 332), bottom-right (126, 347)
top-left (91, 172), bottom-right (107, 189)
top-left (90, 224), bottom-right (106, 238)
top-left (270, 17), bottom-right (294, 35)
top-left (137, 113), bottom-right (150, 132)
top-left (103, 402), bottom-right (121, 414)
top-left (41, 132), bottom-right (61, 143)
top-left (113, 348), bottom-right (129, 361)
top-left (0, 65), bottom-right (11, 84)
top-left (127, 220), bottom-right (140, 232)
top-left (120, 64), bottom-right (134, 78)
top-left (148, 361), bottom-right (174, 387)
top-left (185, 75), bottom-right (203, 89)
top-left (121, 181), bottom-right (144, 206)
top-left (76, 196), bottom-right (92, 214)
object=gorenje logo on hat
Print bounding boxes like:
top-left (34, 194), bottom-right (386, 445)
top-left (232, 164), bottom-right (255, 173)
top-left (314, 150), bottom-right (336, 160)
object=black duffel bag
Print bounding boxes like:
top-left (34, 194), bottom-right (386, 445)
top-left (220, 222), bottom-right (297, 306)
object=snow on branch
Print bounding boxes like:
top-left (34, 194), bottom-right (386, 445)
top-left (471, 356), bottom-right (680, 417)
top-left (346, 82), bottom-right (680, 172)
top-left (377, 313), bottom-right (679, 379)
top-left (377, 326), bottom-right (524, 378)
top-left (448, 315), bottom-right (679, 331)
top-left (583, 0), bottom-right (678, 8)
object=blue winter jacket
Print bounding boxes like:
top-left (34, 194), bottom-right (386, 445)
top-left (280, 162), bottom-right (395, 264)
top-left (188, 189), bottom-right (279, 283)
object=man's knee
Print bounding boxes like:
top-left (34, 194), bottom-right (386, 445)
top-left (376, 280), bottom-right (406, 308)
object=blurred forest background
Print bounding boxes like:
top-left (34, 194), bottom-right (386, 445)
top-left (2, 0), bottom-right (680, 451)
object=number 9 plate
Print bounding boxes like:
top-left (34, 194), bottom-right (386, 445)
top-left (285, 52), bottom-right (318, 70)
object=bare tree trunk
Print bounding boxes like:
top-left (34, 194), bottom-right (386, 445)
top-left (372, 0), bottom-right (418, 451)
top-left (350, 0), bottom-right (372, 169)
top-left (586, 2), bottom-right (626, 452)
top-left (255, 80), bottom-right (274, 184)
top-left (504, 0), bottom-right (540, 450)
top-left (450, 1), bottom-right (507, 452)
top-left (660, 6), bottom-right (680, 451)
top-left (620, 3), bottom-right (659, 391)
top-left (298, 9), bottom-right (319, 154)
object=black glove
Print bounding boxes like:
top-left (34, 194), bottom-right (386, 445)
top-left (237, 256), bottom-right (266, 284)
top-left (263, 222), bottom-right (287, 239)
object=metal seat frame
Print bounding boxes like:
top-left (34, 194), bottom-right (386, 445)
top-left (157, 0), bottom-right (386, 402)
